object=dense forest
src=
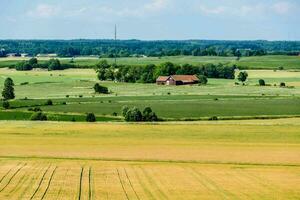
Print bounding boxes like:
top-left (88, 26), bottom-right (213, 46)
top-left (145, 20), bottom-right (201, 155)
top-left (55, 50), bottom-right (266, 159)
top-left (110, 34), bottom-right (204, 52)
top-left (0, 40), bottom-right (299, 58)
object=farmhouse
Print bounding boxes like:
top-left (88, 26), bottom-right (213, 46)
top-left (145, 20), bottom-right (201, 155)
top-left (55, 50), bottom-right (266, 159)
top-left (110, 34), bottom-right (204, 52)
top-left (156, 75), bottom-right (199, 85)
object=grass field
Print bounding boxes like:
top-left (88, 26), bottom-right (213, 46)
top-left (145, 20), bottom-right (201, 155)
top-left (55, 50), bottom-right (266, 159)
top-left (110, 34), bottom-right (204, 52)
top-left (0, 55), bottom-right (300, 69)
top-left (0, 68), bottom-right (300, 121)
top-left (0, 119), bottom-right (299, 199)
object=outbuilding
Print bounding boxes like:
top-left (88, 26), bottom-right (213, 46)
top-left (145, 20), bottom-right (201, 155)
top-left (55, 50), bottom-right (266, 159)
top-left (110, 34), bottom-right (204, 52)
top-left (156, 75), bottom-right (199, 85)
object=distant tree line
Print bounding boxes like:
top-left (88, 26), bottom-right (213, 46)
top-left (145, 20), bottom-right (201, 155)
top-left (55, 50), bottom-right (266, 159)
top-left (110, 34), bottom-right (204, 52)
top-left (15, 58), bottom-right (72, 71)
top-left (95, 60), bottom-right (235, 83)
top-left (0, 40), bottom-right (299, 57)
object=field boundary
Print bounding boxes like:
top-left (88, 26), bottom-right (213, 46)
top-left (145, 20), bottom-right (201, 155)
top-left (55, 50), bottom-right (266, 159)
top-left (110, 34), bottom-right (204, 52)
top-left (0, 156), bottom-right (299, 167)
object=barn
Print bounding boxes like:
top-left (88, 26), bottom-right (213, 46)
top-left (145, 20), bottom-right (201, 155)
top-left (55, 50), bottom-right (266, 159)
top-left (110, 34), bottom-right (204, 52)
top-left (156, 75), bottom-right (199, 85)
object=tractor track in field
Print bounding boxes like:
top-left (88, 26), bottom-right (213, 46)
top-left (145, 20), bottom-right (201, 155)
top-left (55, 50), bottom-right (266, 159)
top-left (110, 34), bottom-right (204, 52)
top-left (0, 163), bottom-right (27, 193)
top-left (41, 166), bottom-right (57, 200)
top-left (189, 167), bottom-right (238, 200)
top-left (116, 168), bottom-right (130, 200)
top-left (88, 167), bottom-right (93, 200)
top-left (78, 167), bottom-right (84, 200)
top-left (8, 163), bottom-right (38, 195)
top-left (132, 167), bottom-right (155, 200)
top-left (29, 165), bottom-right (51, 200)
top-left (17, 164), bottom-right (44, 199)
top-left (140, 167), bottom-right (168, 200)
top-left (124, 168), bottom-right (140, 200)
top-left (0, 162), bottom-right (21, 185)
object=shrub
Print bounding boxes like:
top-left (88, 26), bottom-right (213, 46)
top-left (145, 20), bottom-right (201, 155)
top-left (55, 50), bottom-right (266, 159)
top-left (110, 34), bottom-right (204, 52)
top-left (122, 106), bottom-right (130, 117)
top-left (2, 101), bottom-right (10, 109)
top-left (86, 113), bottom-right (96, 122)
top-left (125, 107), bottom-right (143, 122)
top-left (209, 116), bottom-right (218, 121)
top-left (237, 71), bottom-right (248, 83)
top-left (280, 82), bottom-right (286, 87)
top-left (198, 75), bottom-right (208, 85)
top-left (66, 95), bottom-right (69, 98)
top-left (112, 112), bottom-right (118, 116)
top-left (71, 117), bottom-right (76, 122)
top-left (20, 82), bottom-right (29, 85)
top-left (94, 83), bottom-right (109, 94)
top-left (258, 79), bottom-right (266, 86)
top-left (61, 102), bottom-right (67, 105)
top-left (278, 66), bottom-right (284, 70)
top-left (79, 95), bottom-right (83, 98)
top-left (45, 99), bottom-right (53, 106)
top-left (30, 112), bottom-right (47, 121)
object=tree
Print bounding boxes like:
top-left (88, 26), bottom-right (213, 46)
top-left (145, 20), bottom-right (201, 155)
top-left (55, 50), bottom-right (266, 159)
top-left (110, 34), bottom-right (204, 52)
top-left (122, 106), bottom-right (129, 117)
top-left (237, 71), bottom-right (248, 83)
top-left (259, 79), bottom-right (266, 86)
top-left (125, 107), bottom-right (142, 122)
top-left (95, 60), bottom-right (110, 81)
top-left (2, 101), bottom-right (10, 109)
top-left (47, 59), bottom-right (62, 70)
top-left (28, 57), bottom-right (38, 66)
top-left (2, 78), bottom-right (15, 100)
top-left (45, 99), bottom-right (53, 105)
top-left (86, 113), bottom-right (96, 122)
top-left (142, 107), bottom-right (158, 121)
top-left (198, 75), bottom-right (208, 85)
top-left (280, 82), bottom-right (286, 87)
top-left (30, 112), bottom-right (47, 121)
top-left (94, 83), bottom-right (109, 94)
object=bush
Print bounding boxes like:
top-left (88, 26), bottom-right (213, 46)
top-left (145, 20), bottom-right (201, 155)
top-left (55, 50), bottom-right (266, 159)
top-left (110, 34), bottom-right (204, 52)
top-left (125, 107), bottom-right (143, 122)
top-left (20, 82), bottom-right (29, 85)
top-left (45, 99), bottom-right (53, 105)
top-left (86, 113), bottom-right (96, 122)
top-left (280, 82), bottom-right (286, 87)
top-left (198, 75), bottom-right (208, 85)
top-left (209, 116), bottom-right (218, 121)
top-left (258, 79), bottom-right (266, 86)
top-left (66, 95), bottom-right (69, 98)
top-left (30, 112), bottom-right (47, 121)
top-left (122, 106), bottom-right (130, 117)
top-left (61, 102), bottom-right (67, 105)
top-left (94, 83), bottom-right (109, 94)
top-left (2, 101), bottom-right (10, 109)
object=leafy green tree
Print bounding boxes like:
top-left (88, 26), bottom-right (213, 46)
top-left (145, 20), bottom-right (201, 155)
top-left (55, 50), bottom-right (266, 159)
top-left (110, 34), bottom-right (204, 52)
top-left (47, 59), bottom-right (62, 70)
top-left (94, 83), bottom-right (109, 94)
top-left (122, 106), bottom-right (129, 117)
top-left (95, 60), bottom-right (110, 81)
top-left (2, 78), bottom-right (15, 100)
top-left (198, 75), bottom-right (208, 85)
top-left (237, 71), bottom-right (248, 83)
top-left (125, 107), bottom-right (142, 122)
top-left (86, 113), bottom-right (96, 122)
top-left (30, 112), bottom-right (47, 121)
top-left (259, 79), bottom-right (266, 86)
top-left (2, 101), bottom-right (10, 109)
top-left (45, 99), bottom-right (53, 105)
top-left (28, 57), bottom-right (38, 66)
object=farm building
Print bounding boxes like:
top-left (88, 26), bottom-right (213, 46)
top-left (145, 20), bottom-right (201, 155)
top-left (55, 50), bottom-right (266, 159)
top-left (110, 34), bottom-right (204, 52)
top-left (156, 75), bottom-right (199, 85)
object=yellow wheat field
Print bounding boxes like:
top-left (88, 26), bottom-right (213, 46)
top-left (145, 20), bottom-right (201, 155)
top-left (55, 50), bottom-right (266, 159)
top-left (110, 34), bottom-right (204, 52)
top-left (0, 119), bottom-right (300, 199)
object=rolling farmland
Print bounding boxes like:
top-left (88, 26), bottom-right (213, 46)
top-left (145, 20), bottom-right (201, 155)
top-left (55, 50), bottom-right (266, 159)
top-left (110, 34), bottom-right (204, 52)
top-left (0, 119), bottom-right (300, 199)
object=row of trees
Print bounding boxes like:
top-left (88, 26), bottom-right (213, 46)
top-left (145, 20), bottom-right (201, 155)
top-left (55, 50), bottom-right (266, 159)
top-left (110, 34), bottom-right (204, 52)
top-left (16, 58), bottom-right (67, 71)
top-left (1, 40), bottom-right (299, 57)
top-left (122, 106), bottom-right (159, 122)
top-left (95, 60), bottom-right (235, 83)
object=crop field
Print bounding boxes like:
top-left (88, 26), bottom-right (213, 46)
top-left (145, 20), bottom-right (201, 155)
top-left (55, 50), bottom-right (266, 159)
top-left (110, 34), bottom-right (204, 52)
top-left (0, 119), bottom-right (299, 199)
top-left (0, 55), bottom-right (300, 69)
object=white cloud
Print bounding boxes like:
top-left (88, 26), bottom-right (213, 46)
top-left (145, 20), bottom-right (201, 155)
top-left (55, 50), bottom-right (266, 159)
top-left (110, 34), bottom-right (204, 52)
top-left (27, 4), bottom-right (61, 18)
top-left (272, 1), bottom-right (292, 15)
top-left (144, 0), bottom-right (169, 11)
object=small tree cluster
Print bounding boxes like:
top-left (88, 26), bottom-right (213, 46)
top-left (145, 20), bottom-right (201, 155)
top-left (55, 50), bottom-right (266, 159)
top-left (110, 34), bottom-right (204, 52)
top-left (122, 106), bottom-right (158, 122)
top-left (258, 79), bottom-right (266, 86)
top-left (45, 99), bottom-right (53, 106)
top-left (15, 58), bottom-right (38, 71)
top-left (30, 112), bottom-right (47, 121)
top-left (86, 113), bottom-right (96, 122)
top-left (2, 101), bottom-right (10, 109)
top-left (198, 75), bottom-right (208, 85)
top-left (237, 71), bottom-right (248, 84)
top-left (2, 78), bottom-right (15, 100)
top-left (93, 83), bottom-right (109, 94)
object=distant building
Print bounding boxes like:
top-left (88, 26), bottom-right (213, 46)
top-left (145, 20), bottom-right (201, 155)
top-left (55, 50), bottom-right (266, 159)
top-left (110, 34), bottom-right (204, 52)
top-left (156, 75), bottom-right (199, 85)
top-left (7, 53), bottom-right (21, 57)
top-left (36, 53), bottom-right (57, 57)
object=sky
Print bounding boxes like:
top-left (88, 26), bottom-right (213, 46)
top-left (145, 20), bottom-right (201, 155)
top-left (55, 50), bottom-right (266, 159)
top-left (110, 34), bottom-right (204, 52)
top-left (0, 0), bottom-right (299, 40)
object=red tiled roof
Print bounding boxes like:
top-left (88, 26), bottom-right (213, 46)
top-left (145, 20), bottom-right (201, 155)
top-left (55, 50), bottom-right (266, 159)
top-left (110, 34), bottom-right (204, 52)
top-left (171, 75), bottom-right (199, 82)
top-left (156, 76), bottom-right (169, 82)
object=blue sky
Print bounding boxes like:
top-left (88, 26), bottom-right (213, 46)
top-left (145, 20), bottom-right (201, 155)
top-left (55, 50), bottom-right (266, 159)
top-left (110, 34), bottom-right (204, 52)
top-left (0, 0), bottom-right (299, 40)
